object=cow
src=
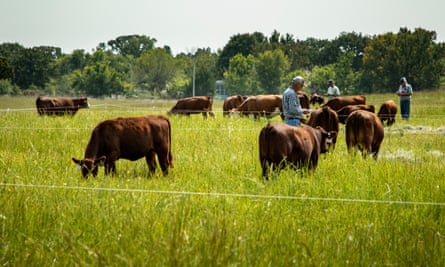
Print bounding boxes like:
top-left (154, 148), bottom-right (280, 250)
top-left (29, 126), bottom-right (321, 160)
top-left (259, 123), bottom-right (337, 179)
top-left (322, 95), bottom-right (366, 112)
top-left (167, 96), bottom-right (214, 118)
top-left (297, 92), bottom-right (310, 109)
top-left (72, 115), bottom-right (173, 178)
top-left (306, 106), bottom-right (339, 148)
top-left (336, 104), bottom-right (375, 124)
top-left (223, 95), bottom-right (248, 116)
top-left (36, 96), bottom-right (89, 116)
top-left (309, 93), bottom-right (325, 106)
top-left (377, 100), bottom-right (397, 126)
top-left (232, 94), bottom-right (284, 119)
top-left (345, 110), bottom-right (384, 160)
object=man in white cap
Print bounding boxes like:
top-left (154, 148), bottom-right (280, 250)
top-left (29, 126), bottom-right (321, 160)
top-left (282, 76), bottom-right (310, 126)
top-left (396, 77), bottom-right (413, 120)
top-left (326, 79), bottom-right (340, 100)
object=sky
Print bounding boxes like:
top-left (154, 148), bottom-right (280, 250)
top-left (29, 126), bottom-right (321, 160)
top-left (1, 0), bottom-right (444, 55)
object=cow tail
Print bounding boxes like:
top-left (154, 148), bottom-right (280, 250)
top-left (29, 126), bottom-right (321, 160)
top-left (167, 118), bottom-right (174, 168)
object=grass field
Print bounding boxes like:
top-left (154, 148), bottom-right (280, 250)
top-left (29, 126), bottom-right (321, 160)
top-left (1, 92), bottom-right (445, 266)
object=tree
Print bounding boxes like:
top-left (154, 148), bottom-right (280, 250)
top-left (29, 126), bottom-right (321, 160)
top-left (223, 53), bottom-right (258, 96)
top-left (107, 35), bottom-right (157, 57)
top-left (255, 49), bottom-right (289, 94)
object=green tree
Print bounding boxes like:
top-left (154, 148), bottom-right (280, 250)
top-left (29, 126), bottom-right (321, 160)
top-left (255, 49), bottom-right (289, 94)
top-left (107, 35), bottom-right (157, 57)
top-left (223, 54), bottom-right (258, 95)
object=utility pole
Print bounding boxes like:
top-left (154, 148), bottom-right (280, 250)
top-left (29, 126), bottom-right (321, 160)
top-left (192, 60), bottom-right (196, 97)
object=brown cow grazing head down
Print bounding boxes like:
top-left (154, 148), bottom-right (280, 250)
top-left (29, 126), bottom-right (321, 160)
top-left (72, 115), bottom-right (173, 178)
top-left (345, 110), bottom-right (384, 160)
top-left (306, 106), bottom-right (339, 148)
top-left (336, 104), bottom-right (375, 124)
top-left (233, 94), bottom-right (284, 120)
top-left (259, 123), bottom-right (337, 179)
top-left (167, 96), bottom-right (214, 118)
top-left (377, 100), bottom-right (397, 126)
top-left (223, 95), bottom-right (248, 116)
top-left (36, 96), bottom-right (89, 116)
top-left (322, 95), bottom-right (366, 112)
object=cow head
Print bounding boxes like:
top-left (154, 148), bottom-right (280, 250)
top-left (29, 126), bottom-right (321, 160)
top-left (72, 156), bottom-right (106, 178)
top-left (316, 126), bottom-right (337, 153)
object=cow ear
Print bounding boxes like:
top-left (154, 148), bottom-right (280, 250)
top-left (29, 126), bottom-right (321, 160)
top-left (95, 156), bottom-right (106, 166)
top-left (72, 157), bottom-right (82, 165)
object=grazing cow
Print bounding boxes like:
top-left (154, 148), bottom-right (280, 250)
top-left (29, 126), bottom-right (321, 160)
top-left (306, 106), bottom-right (339, 148)
top-left (336, 104), bottom-right (375, 124)
top-left (345, 110), bottom-right (384, 160)
top-left (309, 93), bottom-right (325, 106)
top-left (223, 95), bottom-right (248, 116)
top-left (36, 96), bottom-right (89, 116)
top-left (377, 100), bottom-right (397, 126)
top-left (259, 123), bottom-right (337, 179)
top-left (322, 95), bottom-right (366, 112)
top-left (72, 115), bottom-right (173, 178)
top-left (167, 96), bottom-right (214, 118)
top-left (233, 94), bottom-right (284, 119)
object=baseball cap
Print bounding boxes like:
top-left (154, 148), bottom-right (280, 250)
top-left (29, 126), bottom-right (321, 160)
top-left (292, 76), bottom-right (304, 85)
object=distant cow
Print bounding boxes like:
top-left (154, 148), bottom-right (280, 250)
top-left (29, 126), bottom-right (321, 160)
top-left (345, 110), bottom-right (384, 160)
top-left (377, 100), bottom-right (397, 126)
top-left (233, 94), bottom-right (284, 119)
top-left (259, 123), bottom-right (337, 179)
top-left (36, 96), bottom-right (89, 116)
top-left (306, 106), bottom-right (339, 148)
top-left (336, 104), bottom-right (375, 124)
top-left (168, 96), bottom-right (214, 118)
top-left (322, 95), bottom-right (366, 112)
top-left (223, 95), bottom-right (248, 116)
top-left (309, 93), bottom-right (325, 106)
top-left (297, 92), bottom-right (310, 109)
top-left (72, 115), bottom-right (173, 178)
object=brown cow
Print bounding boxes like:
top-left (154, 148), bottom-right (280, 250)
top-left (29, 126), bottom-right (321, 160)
top-left (72, 115), bottom-right (173, 178)
top-left (167, 96), bottom-right (214, 118)
top-left (233, 94), bottom-right (284, 119)
top-left (36, 96), bottom-right (89, 116)
top-left (377, 100), bottom-right (397, 126)
top-left (223, 95), bottom-right (248, 116)
top-left (345, 110), bottom-right (384, 160)
top-left (297, 92), bottom-right (310, 109)
top-left (306, 106), bottom-right (339, 148)
top-left (259, 123), bottom-right (337, 179)
top-left (309, 93), bottom-right (325, 106)
top-left (322, 95), bottom-right (366, 112)
top-left (336, 104), bottom-right (375, 124)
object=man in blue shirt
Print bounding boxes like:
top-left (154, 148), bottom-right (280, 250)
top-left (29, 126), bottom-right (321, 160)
top-left (282, 76), bottom-right (310, 126)
top-left (396, 77), bottom-right (413, 120)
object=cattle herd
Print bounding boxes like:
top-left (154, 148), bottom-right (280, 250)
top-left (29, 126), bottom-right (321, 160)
top-left (35, 93), bottom-right (398, 179)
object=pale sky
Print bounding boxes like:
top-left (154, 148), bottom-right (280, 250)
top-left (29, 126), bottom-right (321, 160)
top-left (1, 0), bottom-right (443, 55)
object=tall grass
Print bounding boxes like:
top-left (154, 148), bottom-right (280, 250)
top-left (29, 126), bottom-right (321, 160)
top-left (1, 92), bottom-right (444, 266)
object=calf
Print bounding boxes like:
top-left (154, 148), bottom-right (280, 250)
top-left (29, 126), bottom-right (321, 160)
top-left (36, 96), bottom-right (89, 116)
top-left (259, 123), bottom-right (336, 179)
top-left (72, 115), bottom-right (173, 178)
top-left (167, 96), bottom-right (214, 118)
top-left (345, 110), bottom-right (384, 160)
top-left (377, 100), bottom-right (397, 126)
top-left (306, 106), bottom-right (339, 148)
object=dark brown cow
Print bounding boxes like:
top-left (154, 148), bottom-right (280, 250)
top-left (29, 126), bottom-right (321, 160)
top-left (167, 96), bottom-right (214, 118)
top-left (223, 95), bottom-right (248, 116)
top-left (72, 115), bottom-right (173, 178)
top-left (36, 96), bottom-right (89, 116)
top-left (306, 106), bottom-right (339, 148)
top-left (377, 100), bottom-right (397, 126)
top-left (297, 92), bottom-right (310, 109)
top-left (345, 110), bottom-right (384, 160)
top-left (322, 95), bottom-right (366, 112)
top-left (233, 94), bottom-right (284, 119)
top-left (309, 93), bottom-right (325, 106)
top-left (336, 104), bottom-right (375, 124)
top-left (259, 123), bottom-right (337, 179)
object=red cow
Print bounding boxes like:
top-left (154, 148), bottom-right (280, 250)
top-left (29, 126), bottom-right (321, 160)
top-left (36, 96), bottom-right (89, 116)
top-left (223, 95), bottom-right (248, 116)
top-left (259, 123), bottom-right (337, 179)
top-left (345, 110), bottom-right (384, 160)
top-left (336, 104), bottom-right (375, 124)
top-left (377, 100), bottom-right (397, 126)
top-left (322, 95), bottom-right (366, 112)
top-left (72, 115), bottom-right (173, 178)
top-left (168, 96), bottom-right (214, 118)
top-left (306, 106), bottom-right (339, 148)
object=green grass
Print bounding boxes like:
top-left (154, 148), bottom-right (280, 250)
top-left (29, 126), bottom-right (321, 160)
top-left (1, 92), bottom-right (445, 266)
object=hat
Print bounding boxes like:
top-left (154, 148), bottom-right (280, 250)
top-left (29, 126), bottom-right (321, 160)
top-left (292, 76), bottom-right (304, 85)
top-left (400, 77), bottom-right (407, 83)
top-left (328, 79), bottom-right (334, 84)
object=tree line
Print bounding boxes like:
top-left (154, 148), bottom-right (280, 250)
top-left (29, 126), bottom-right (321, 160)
top-left (0, 27), bottom-right (444, 98)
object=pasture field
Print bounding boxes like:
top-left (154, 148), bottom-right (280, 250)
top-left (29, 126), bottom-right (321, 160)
top-left (0, 92), bottom-right (445, 266)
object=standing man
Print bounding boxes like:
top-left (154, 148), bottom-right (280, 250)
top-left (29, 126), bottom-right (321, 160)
top-left (282, 76), bottom-right (309, 126)
top-left (396, 77), bottom-right (413, 120)
top-left (326, 79), bottom-right (340, 100)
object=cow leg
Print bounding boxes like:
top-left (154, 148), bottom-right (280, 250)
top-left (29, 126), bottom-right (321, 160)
top-left (145, 151), bottom-right (157, 175)
top-left (105, 152), bottom-right (119, 175)
top-left (261, 160), bottom-right (270, 179)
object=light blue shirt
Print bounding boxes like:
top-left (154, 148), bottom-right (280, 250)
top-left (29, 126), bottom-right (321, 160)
top-left (282, 87), bottom-right (304, 119)
top-left (397, 84), bottom-right (413, 101)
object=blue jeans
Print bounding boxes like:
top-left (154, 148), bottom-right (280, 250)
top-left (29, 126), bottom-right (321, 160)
top-left (400, 99), bottom-right (411, 119)
top-left (285, 118), bottom-right (301, 126)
